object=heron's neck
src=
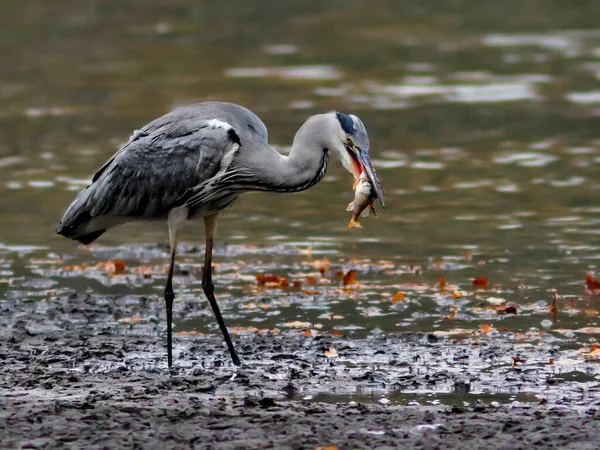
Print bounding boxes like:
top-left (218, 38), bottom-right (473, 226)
top-left (258, 115), bottom-right (332, 193)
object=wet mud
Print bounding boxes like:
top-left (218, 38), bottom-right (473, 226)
top-left (1, 290), bottom-right (599, 449)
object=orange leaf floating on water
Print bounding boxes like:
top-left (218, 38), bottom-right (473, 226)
top-left (176, 330), bottom-right (205, 336)
top-left (316, 446), bottom-right (338, 450)
top-left (452, 290), bottom-right (462, 299)
top-left (343, 270), bottom-right (357, 286)
top-left (586, 273), bottom-right (600, 290)
top-left (439, 276), bottom-right (446, 292)
top-left (118, 315), bottom-right (140, 324)
top-left (305, 276), bottom-right (318, 286)
top-left (480, 324), bottom-right (493, 334)
top-left (549, 293), bottom-right (559, 317)
top-left (324, 347), bottom-right (338, 358)
top-left (587, 309), bottom-right (598, 317)
top-left (256, 273), bottom-right (291, 289)
top-left (303, 289), bottom-right (321, 295)
top-left (62, 264), bottom-right (87, 271)
top-left (285, 321), bottom-right (312, 328)
top-left (391, 292), bottom-right (405, 304)
top-left (256, 273), bottom-right (276, 285)
top-left (472, 277), bottom-right (488, 287)
top-left (566, 298), bottom-right (576, 309)
top-left (332, 330), bottom-right (342, 336)
top-left (106, 260), bottom-right (126, 275)
top-left (312, 259), bottom-right (330, 274)
top-left (587, 348), bottom-right (600, 359)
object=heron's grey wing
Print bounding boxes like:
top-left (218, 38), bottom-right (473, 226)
top-left (57, 119), bottom-right (241, 236)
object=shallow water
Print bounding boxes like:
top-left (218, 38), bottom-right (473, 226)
top-left (2, 1), bottom-right (600, 384)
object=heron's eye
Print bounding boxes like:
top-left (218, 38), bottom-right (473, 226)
top-left (346, 136), bottom-right (353, 144)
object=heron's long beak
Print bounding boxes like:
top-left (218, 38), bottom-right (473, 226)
top-left (357, 148), bottom-right (385, 208)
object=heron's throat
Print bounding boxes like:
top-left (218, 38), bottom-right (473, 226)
top-left (267, 149), bottom-right (328, 193)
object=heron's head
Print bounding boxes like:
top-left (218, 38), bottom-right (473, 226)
top-left (334, 112), bottom-right (385, 208)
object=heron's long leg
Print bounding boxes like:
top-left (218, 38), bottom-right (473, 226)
top-left (164, 247), bottom-right (176, 369)
top-left (203, 214), bottom-right (240, 366)
top-left (165, 207), bottom-right (188, 368)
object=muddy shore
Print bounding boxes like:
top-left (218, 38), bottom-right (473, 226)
top-left (1, 291), bottom-right (599, 449)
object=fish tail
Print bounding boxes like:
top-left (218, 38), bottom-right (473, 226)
top-left (348, 216), bottom-right (362, 229)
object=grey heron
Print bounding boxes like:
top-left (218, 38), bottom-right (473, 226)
top-left (57, 102), bottom-right (385, 368)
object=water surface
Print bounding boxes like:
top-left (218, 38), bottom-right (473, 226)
top-left (2, 1), bottom-right (600, 375)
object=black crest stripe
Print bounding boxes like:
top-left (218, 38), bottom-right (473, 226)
top-left (336, 113), bottom-right (355, 135)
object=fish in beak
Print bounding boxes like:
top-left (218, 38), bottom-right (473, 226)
top-left (345, 144), bottom-right (385, 208)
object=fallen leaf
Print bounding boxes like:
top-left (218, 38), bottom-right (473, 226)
top-left (473, 277), bottom-right (488, 287)
top-left (586, 348), bottom-right (600, 359)
top-left (439, 276), bottom-right (446, 292)
top-left (549, 293), bottom-right (558, 317)
top-left (305, 276), bottom-right (318, 286)
top-left (285, 321), bottom-right (312, 328)
top-left (302, 289), bottom-right (321, 295)
top-left (118, 315), bottom-right (140, 324)
top-left (106, 260), bottom-right (126, 275)
top-left (566, 298), bottom-right (576, 309)
top-left (586, 273), bottom-right (600, 290)
top-left (480, 324), bottom-right (493, 334)
top-left (554, 327), bottom-right (600, 334)
top-left (391, 292), bottom-right (405, 304)
top-left (324, 347), bottom-right (338, 358)
top-left (512, 356), bottom-right (526, 367)
top-left (332, 330), bottom-right (342, 336)
top-left (452, 290), bottom-right (462, 299)
top-left (312, 259), bottom-right (330, 274)
top-left (587, 309), bottom-right (598, 317)
top-left (315, 445), bottom-right (338, 450)
top-left (257, 273), bottom-right (291, 289)
top-left (343, 270), bottom-right (357, 286)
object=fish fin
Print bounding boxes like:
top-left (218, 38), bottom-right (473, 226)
top-left (361, 208), bottom-right (370, 218)
top-left (348, 217), bottom-right (362, 229)
top-left (346, 202), bottom-right (354, 212)
top-left (369, 202), bottom-right (377, 217)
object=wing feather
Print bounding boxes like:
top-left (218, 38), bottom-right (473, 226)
top-left (57, 117), bottom-right (240, 239)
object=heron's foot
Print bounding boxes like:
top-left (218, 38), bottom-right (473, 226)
top-left (231, 351), bottom-right (241, 366)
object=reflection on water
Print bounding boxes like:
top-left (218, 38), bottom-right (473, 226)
top-left (1, 1), bottom-right (600, 376)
